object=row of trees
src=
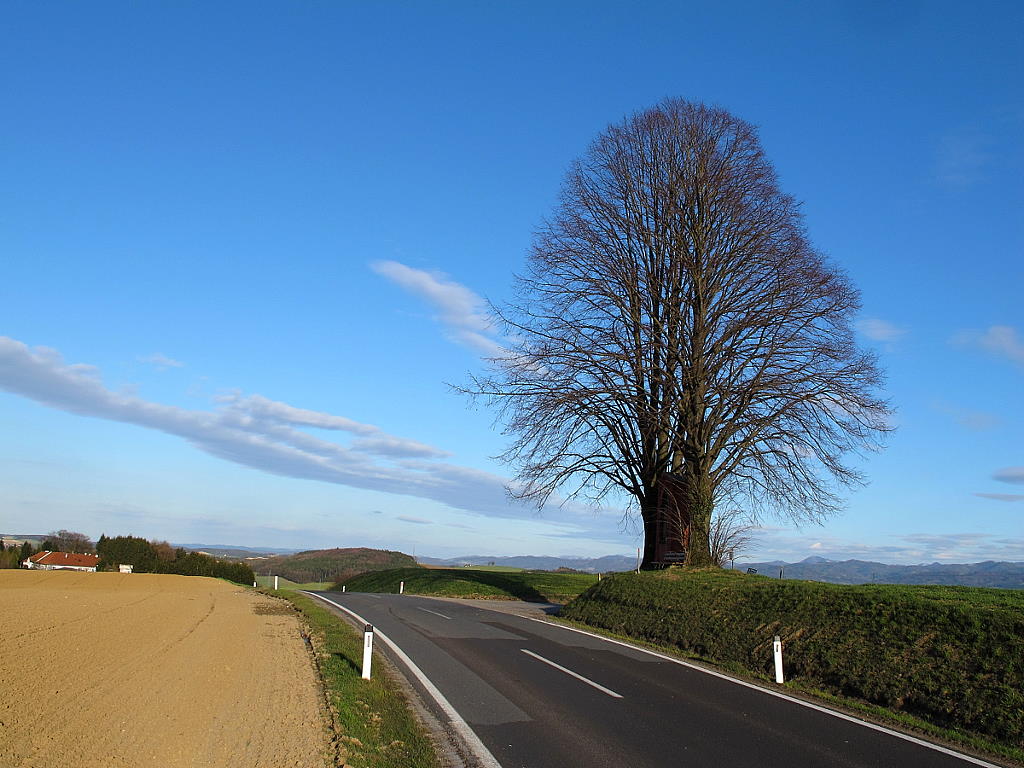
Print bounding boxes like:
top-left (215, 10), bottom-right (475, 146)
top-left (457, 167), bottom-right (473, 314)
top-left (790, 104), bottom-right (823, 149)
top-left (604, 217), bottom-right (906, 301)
top-left (0, 530), bottom-right (253, 584)
top-left (0, 540), bottom-right (30, 569)
top-left (1, 529), bottom-right (98, 568)
top-left (96, 535), bottom-right (255, 584)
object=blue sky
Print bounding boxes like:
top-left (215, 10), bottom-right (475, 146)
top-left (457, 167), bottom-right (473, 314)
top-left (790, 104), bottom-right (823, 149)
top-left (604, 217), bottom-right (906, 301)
top-left (2, 1), bottom-right (1021, 563)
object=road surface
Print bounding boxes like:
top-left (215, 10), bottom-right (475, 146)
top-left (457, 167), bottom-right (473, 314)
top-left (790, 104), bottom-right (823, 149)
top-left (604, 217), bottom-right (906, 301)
top-left (309, 591), bottom-right (1000, 768)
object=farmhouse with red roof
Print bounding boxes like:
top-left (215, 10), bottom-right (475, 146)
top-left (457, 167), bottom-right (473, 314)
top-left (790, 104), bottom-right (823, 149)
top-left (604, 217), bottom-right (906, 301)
top-left (24, 551), bottom-right (100, 572)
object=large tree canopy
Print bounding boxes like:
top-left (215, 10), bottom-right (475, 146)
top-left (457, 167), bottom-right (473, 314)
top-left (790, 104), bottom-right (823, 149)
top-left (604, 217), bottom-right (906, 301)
top-left (471, 98), bottom-right (892, 568)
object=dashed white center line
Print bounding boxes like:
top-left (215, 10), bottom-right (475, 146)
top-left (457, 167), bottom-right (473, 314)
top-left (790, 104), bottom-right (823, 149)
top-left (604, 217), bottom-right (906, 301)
top-left (520, 649), bottom-right (623, 699)
top-left (418, 607), bottom-right (451, 620)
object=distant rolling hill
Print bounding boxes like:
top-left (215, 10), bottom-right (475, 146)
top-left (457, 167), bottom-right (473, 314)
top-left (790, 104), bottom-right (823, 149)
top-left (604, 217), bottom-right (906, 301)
top-left (420, 553), bottom-right (1024, 588)
top-left (249, 547), bottom-right (418, 584)
top-left (739, 557), bottom-right (1024, 589)
top-left (419, 554), bottom-right (636, 572)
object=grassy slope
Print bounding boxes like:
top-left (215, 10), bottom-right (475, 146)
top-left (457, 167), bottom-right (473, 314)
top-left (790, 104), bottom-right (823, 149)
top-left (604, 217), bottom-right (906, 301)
top-left (255, 575), bottom-right (333, 590)
top-left (271, 590), bottom-right (440, 768)
top-left (252, 548), bottom-right (418, 584)
top-left (339, 567), bottom-right (599, 604)
top-left (561, 570), bottom-right (1024, 757)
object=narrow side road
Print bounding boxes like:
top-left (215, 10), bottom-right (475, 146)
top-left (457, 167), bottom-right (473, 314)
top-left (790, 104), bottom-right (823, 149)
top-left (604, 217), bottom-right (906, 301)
top-left (309, 591), bottom-right (1004, 768)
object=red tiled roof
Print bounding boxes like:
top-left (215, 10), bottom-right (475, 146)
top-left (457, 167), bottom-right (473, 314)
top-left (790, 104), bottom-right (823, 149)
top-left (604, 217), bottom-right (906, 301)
top-left (29, 551), bottom-right (100, 568)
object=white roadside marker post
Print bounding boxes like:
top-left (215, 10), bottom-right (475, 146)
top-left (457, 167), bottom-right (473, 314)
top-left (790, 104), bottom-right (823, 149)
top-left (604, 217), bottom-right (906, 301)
top-left (274, 575), bottom-right (279, 591)
top-left (362, 624), bottom-right (374, 680)
top-left (399, 580), bottom-right (404, 594)
top-left (253, 580), bottom-right (257, 587)
top-left (773, 635), bottom-right (785, 684)
top-left (342, 585), bottom-right (346, 593)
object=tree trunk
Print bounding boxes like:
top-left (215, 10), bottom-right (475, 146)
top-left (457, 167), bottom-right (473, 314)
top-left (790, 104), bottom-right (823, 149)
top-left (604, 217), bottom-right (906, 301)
top-left (639, 479), bottom-right (692, 569)
top-left (639, 492), bottom-right (660, 570)
top-left (684, 486), bottom-right (715, 567)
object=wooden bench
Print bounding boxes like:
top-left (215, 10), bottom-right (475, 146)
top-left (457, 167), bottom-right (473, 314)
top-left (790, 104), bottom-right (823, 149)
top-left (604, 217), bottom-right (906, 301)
top-left (653, 551), bottom-right (687, 568)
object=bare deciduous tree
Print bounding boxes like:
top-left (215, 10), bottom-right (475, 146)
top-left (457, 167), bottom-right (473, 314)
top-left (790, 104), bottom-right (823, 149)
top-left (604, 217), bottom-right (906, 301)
top-left (708, 507), bottom-right (755, 568)
top-left (46, 529), bottom-right (95, 554)
top-left (468, 98), bottom-right (891, 568)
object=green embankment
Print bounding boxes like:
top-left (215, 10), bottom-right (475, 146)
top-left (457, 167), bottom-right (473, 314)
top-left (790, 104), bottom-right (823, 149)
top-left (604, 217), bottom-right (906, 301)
top-left (338, 567), bottom-right (598, 604)
top-left (271, 590), bottom-right (440, 768)
top-left (561, 570), bottom-right (1024, 752)
top-left (254, 575), bottom-right (332, 590)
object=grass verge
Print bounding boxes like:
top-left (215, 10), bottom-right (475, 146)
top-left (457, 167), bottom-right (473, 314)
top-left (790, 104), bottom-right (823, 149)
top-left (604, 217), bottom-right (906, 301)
top-left (560, 570), bottom-right (1024, 762)
top-left (337, 566), bottom-right (598, 603)
top-left (256, 575), bottom-right (333, 590)
top-left (269, 589), bottom-right (441, 768)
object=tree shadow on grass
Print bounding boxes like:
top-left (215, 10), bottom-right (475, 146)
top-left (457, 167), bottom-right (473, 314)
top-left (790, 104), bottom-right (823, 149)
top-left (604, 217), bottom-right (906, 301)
top-left (331, 651), bottom-right (361, 675)
top-left (430, 570), bottom-right (547, 602)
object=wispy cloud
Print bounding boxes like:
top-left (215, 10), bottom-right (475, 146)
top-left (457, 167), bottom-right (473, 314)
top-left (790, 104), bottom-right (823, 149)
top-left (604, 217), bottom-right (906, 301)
top-left (139, 353), bottom-right (184, 370)
top-left (371, 260), bottom-right (506, 355)
top-left (931, 400), bottom-right (999, 431)
top-left (0, 335), bottom-right (547, 521)
top-left (856, 317), bottom-right (906, 342)
top-left (953, 325), bottom-right (1024, 366)
top-left (994, 467), bottom-right (1024, 485)
top-left (935, 129), bottom-right (992, 187)
top-left (974, 493), bottom-right (1024, 502)
top-left (396, 515), bottom-right (433, 525)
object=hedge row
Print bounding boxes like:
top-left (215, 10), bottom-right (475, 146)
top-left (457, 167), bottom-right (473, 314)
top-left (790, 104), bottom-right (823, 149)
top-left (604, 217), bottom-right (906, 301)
top-left (560, 570), bottom-right (1024, 745)
top-left (96, 535), bottom-right (255, 585)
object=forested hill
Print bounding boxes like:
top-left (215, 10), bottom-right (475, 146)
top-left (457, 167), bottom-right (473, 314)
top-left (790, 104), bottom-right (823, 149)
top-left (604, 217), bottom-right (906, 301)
top-left (247, 547), bottom-right (417, 583)
top-left (740, 558), bottom-right (1024, 589)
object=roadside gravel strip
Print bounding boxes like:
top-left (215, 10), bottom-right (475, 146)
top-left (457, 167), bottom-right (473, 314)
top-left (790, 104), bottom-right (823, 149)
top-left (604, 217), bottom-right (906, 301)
top-left (1, 571), bottom-right (330, 768)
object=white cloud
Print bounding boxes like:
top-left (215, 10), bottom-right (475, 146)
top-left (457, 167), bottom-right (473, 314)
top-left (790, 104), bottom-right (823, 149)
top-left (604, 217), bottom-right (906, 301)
top-left (138, 353), bottom-right (184, 370)
top-left (994, 467), bottom-right (1024, 485)
top-left (974, 493), bottom-right (1024, 502)
top-left (953, 325), bottom-right (1024, 366)
top-left (396, 515), bottom-right (433, 525)
top-left (371, 260), bottom-right (507, 355)
top-left (856, 318), bottom-right (906, 342)
top-left (0, 335), bottom-right (544, 520)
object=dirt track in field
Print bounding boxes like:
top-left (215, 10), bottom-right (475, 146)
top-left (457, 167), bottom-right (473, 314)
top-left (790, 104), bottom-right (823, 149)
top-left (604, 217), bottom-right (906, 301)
top-left (0, 570), bottom-right (329, 768)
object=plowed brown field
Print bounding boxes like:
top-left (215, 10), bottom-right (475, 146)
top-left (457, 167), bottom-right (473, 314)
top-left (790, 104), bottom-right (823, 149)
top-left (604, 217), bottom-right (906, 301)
top-left (0, 570), bottom-right (329, 767)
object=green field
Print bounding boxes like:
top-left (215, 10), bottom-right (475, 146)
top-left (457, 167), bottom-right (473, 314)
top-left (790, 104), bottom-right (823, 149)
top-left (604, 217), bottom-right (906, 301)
top-left (561, 569), bottom-right (1024, 757)
top-left (254, 575), bottom-right (333, 591)
top-left (338, 567), bottom-right (598, 603)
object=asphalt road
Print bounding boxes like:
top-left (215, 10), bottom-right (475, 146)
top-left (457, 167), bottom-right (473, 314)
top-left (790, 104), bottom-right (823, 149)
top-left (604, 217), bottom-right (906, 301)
top-left (310, 591), bottom-right (998, 768)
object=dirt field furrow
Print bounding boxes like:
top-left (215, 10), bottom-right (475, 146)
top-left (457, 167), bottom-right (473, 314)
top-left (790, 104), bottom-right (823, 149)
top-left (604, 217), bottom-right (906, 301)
top-left (0, 571), bottom-right (330, 768)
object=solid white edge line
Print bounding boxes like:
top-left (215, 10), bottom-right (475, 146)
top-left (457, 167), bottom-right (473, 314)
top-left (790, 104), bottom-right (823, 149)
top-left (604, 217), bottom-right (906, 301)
top-left (303, 592), bottom-right (503, 768)
top-left (418, 606), bottom-right (452, 620)
top-left (524, 617), bottom-right (1002, 768)
top-left (520, 648), bottom-right (623, 698)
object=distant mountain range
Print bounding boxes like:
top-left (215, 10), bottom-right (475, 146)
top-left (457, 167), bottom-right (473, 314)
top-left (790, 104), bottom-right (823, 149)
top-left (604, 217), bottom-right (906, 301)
top-left (418, 554), bottom-right (637, 572)
top-left (15, 533), bottom-right (1019, 589)
top-left (175, 544), bottom-right (303, 559)
top-left (420, 554), bottom-right (1024, 589)
top-left (738, 557), bottom-right (1024, 589)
